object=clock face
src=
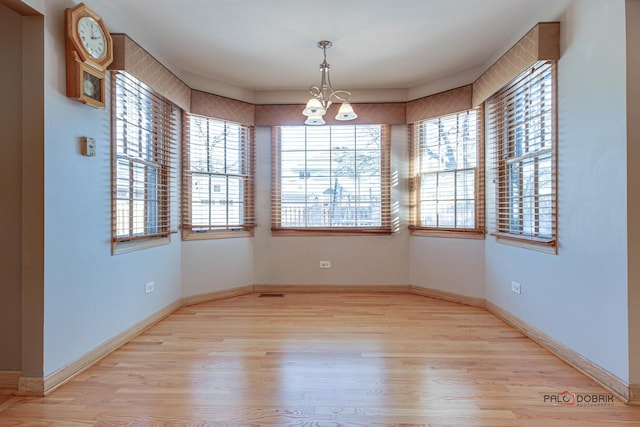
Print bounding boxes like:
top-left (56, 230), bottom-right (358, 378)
top-left (77, 16), bottom-right (106, 59)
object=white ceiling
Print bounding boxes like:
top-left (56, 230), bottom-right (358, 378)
top-left (97, 0), bottom-right (570, 103)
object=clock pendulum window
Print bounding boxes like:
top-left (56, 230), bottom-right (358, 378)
top-left (82, 69), bottom-right (102, 101)
top-left (65, 3), bottom-right (113, 109)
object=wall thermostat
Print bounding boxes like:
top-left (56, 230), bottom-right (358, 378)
top-left (81, 136), bottom-right (96, 157)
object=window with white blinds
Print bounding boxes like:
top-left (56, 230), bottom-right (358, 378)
top-left (182, 114), bottom-right (255, 239)
top-left (111, 71), bottom-right (178, 253)
top-left (272, 125), bottom-right (392, 235)
top-left (487, 61), bottom-right (557, 252)
top-left (410, 109), bottom-right (484, 238)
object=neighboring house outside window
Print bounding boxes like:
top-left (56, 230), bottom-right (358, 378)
top-left (272, 125), bottom-right (392, 235)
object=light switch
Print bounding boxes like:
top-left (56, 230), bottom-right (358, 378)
top-left (81, 136), bottom-right (96, 157)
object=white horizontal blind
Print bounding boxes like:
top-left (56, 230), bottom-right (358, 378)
top-left (272, 125), bottom-right (392, 234)
top-left (410, 109), bottom-right (483, 233)
top-left (487, 61), bottom-right (557, 244)
top-left (112, 71), bottom-right (178, 243)
top-left (182, 114), bottom-right (255, 236)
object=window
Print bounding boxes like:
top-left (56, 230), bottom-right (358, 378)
top-left (182, 114), bottom-right (255, 239)
top-left (410, 109), bottom-right (484, 238)
top-left (487, 61), bottom-right (557, 252)
top-left (111, 71), bottom-right (178, 253)
top-left (272, 125), bottom-right (392, 235)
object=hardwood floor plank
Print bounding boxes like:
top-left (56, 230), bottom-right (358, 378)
top-left (1, 293), bottom-right (639, 425)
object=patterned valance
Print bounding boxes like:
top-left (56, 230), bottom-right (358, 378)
top-left (254, 103), bottom-right (406, 126)
top-left (472, 22), bottom-right (560, 106)
top-left (190, 90), bottom-right (255, 126)
top-left (406, 85), bottom-right (473, 123)
top-left (110, 34), bottom-right (191, 111)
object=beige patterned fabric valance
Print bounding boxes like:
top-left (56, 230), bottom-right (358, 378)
top-left (191, 90), bottom-right (255, 126)
top-left (472, 22), bottom-right (560, 107)
top-left (110, 34), bottom-right (191, 111)
top-left (406, 85), bottom-right (473, 123)
top-left (254, 103), bottom-right (406, 126)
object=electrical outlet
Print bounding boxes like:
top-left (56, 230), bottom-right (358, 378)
top-left (511, 281), bottom-right (521, 295)
top-left (319, 261), bottom-right (331, 269)
top-left (145, 281), bottom-right (155, 294)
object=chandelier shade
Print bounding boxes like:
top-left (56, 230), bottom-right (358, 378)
top-left (303, 98), bottom-right (326, 117)
top-left (335, 102), bottom-right (357, 121)
top-left (302, 40), bottom-right (357, 125)
top-left (304, 114), bottom-right (326, 125)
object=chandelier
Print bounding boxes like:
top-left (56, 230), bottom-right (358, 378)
top-left (302, 40), bottom-right (358, 125)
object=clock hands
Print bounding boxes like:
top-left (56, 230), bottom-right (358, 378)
top-left (90, 22), bottom-right (99, 40)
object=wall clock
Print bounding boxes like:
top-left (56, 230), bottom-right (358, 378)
top-left (65, 3), bottom-right (113, 108)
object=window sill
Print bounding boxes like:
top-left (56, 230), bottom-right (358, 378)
top-left (410, 227), bottom-right (485, 240)
top-left (272, 228), bottom-right (394, 237)
top-left (182, 229), bottom-right (254, 240)
top-left (112, 235), bottom-right (171, 255)
top-left (491, 232), bottom-right (557, 254)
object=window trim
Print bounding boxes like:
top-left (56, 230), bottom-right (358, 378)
top-left (111, 71), bottom-right (178, 255)
top-left (181, 114), bottom-right (255, 241)
top-left (409, 108), bottom-right (485, 239)
top-left (488, 61), bottom-right (558, 254)
top-left (271, 124), bottom-right (393, 236)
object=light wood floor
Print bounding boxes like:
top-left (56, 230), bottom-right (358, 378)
top-left (1, 292), bottom-right (639, 426)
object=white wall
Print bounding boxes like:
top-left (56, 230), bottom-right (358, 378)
top-left (485, 0), bottom-right (629, 382)
top-left (253, 125), bottom-right (411, 286)
top-left (41, 0), bottom-right (182, 376)
top-left (0, 4), bottom-right (23, 371)
top-left (410, 238), bottom-right (485, 299)
top-left (181, 238), bottom-right (254, 297)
